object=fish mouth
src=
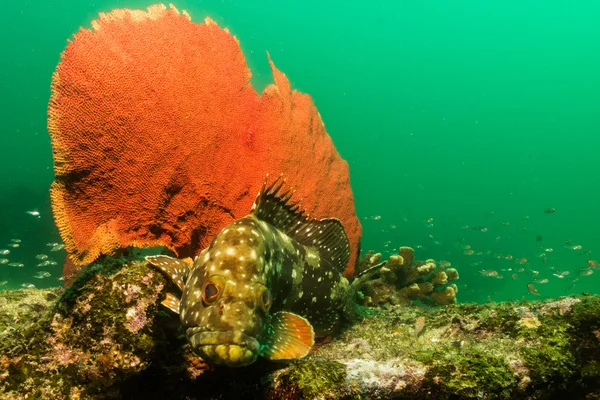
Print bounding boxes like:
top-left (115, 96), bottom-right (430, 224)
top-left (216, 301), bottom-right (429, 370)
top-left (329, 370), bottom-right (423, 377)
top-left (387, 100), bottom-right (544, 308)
top-left (186, 327), bottom-right (260, 367)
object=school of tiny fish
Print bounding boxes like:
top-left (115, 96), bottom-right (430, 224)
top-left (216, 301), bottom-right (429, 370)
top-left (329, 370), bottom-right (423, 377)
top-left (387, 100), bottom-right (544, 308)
top-left (362, 206), bottom-right (596, 299)
top-left (0, 234), bottom-right (65, 288)
top-left (0, 200), bottom-right (596, 303)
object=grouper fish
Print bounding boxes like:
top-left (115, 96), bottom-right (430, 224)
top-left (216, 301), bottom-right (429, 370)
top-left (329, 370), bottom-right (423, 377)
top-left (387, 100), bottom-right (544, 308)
top-left (146, 175), bottom-right (382, 367)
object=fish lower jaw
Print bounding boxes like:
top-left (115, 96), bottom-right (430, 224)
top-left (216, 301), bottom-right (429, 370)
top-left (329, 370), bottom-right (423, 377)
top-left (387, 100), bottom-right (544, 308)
top-left (187, 328), bottom-right (260, 367)
top-left (198, 344), bottom-right (258, 367)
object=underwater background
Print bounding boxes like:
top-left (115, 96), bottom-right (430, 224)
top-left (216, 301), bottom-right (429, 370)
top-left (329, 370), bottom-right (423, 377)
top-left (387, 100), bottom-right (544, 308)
top-left (0, 0), bottom-right (598, 303)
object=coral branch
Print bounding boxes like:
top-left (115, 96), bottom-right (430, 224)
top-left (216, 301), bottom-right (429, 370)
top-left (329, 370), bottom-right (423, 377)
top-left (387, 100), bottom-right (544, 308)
top-left (358, 246), bottom-right (460, 307)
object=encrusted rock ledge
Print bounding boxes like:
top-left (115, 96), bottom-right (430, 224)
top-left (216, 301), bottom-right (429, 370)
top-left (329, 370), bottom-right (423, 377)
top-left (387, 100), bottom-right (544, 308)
top-left (1, 257), bottom-right (600, 399)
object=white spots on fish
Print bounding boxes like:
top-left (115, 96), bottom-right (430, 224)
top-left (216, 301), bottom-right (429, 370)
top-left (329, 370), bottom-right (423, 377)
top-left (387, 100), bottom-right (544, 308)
top-left (312, 296), bottom-right (317, 303)
top-left (236, 227), bottom-right (246, 233)
top-left (203, 252), bottom-right (210, 263)
top-left (298, 291), bottom-right (303, 299)
top-left (291, 269), bottom-right (297, 279)
top-left (317, 277), bottom-right (322, 282)
top-left (226, 248), bottom-right (236, 256)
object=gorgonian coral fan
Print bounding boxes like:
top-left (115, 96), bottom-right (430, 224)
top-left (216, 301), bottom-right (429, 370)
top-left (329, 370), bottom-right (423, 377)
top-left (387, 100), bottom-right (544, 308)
top-left (48, 4), bottom-right (360, 277)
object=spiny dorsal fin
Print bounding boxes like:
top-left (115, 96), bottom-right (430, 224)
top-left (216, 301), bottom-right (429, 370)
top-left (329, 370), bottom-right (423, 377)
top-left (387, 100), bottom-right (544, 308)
top-left (145, 255), bottom-right (190, 292)
top-left (251, 174), bottom-right (350, 273)
top-left (251, 173), bottom-right (304, 230)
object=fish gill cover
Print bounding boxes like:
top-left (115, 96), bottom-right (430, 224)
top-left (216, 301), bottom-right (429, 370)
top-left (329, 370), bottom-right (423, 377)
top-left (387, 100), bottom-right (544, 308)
top-left (47, 3), bottom-right (361, 278)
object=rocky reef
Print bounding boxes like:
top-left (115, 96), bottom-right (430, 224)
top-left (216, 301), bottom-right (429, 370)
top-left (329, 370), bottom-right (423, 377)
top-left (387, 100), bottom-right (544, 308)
top-left (1, 254), bottom-right (600, 399)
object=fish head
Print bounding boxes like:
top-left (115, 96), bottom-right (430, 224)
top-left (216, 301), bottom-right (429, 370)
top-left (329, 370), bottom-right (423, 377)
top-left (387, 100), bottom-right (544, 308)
top-left (181, 216), bottom-right (275, 366)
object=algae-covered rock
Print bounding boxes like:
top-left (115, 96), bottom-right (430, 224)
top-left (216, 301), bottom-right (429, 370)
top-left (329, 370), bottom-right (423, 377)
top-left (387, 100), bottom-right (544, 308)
top-left (1, 255), bottom-right (600, 399)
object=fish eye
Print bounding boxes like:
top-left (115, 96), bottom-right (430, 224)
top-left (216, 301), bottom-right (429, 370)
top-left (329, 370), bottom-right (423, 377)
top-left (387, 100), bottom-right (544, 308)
top-left (202, 280), bottom-right (221, 304)
top-left (261, 289), bottom-right (272, 312)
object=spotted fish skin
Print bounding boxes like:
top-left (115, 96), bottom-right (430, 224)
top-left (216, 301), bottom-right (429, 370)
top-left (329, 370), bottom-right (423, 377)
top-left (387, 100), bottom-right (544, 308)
top-left (147, 175), bottom-right (371, 367)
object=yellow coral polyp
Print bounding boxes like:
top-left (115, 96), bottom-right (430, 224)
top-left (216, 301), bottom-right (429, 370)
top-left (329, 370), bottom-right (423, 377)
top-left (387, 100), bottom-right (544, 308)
top-left (432, 271), bottom-right (448, 286)
top-left (431, 286), bottom-right (457, 306)
top-left (418, 282), bottom-right (434, 296)
top-left (400, 283), bottom-right (421, 299)
top-left (417, 263), bottom-right (436, 275)
top-left (399, 247), bottom-right (414, 267)
top-left (446, 268), bottom-right (459, 281)
top-left (387, 255), bottom-right (403, 269)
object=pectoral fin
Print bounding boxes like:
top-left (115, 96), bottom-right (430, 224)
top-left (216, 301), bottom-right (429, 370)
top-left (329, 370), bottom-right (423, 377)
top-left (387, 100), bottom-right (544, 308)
top-left (260, 311), bottom-right (315, 360)
top-left (161, 292), bottom-right (181, 314)
top-left (146, 255), bottom-right (190, 291)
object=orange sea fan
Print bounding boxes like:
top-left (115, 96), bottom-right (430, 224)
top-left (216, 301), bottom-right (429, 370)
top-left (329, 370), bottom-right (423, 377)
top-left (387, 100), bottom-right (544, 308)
top-left (48, 4), bottom-right (361, 277)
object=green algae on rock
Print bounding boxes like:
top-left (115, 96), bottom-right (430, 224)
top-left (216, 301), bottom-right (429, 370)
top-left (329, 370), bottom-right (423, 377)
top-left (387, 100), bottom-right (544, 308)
top-left (1, 255), bottom-right (600, 399)
top-left (0, 257), bottom-right (167, 399)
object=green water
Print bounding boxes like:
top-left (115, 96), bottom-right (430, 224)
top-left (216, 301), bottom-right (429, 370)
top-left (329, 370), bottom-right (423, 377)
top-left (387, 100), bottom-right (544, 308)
top-left (0, 1), bottom-right (598, 303)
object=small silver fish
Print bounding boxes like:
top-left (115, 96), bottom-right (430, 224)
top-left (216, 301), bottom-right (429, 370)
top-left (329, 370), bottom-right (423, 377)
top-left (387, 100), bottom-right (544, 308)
top-left (8, 262), bottom-right (24, 268)
top-left (36, 254), bottom-right (48, 260)
top-left (21, 283), bottom-right (35, 289)
top-left (527, 283), bottom-right (540, 296)
top-left (147, 175), bottom-right (383, 367)
top-left (34, 271), bottom-right (51, 279)
top-left (0, 249), bottom-right (9, 255)
top-left (0, 258), bottom-right (8, 264)
top-left (50, 244), bottom-right (65, 252)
